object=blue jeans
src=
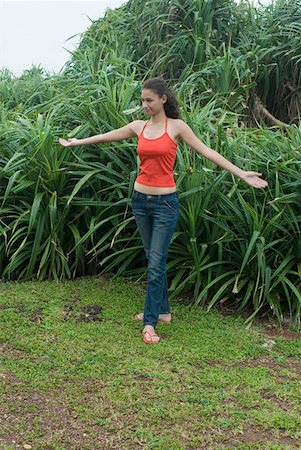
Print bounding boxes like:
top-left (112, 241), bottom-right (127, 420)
top-left (131, 189), bottom-right (179, 327)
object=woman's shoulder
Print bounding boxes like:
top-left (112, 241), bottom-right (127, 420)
top-left (168, 117), bottom-right (185, 124)
top-left (168, 118), bottom-right (188, 130)
top-left (128, 120), bottom-right (146, 136)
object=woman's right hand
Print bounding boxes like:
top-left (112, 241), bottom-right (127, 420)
top-left (59, 137), bottom-right (81, 147)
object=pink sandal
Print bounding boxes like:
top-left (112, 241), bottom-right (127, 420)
top-left (142, 330), bottom-right (160, 344)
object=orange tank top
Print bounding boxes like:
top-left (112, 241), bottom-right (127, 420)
top-left (136, 118), bottom-right (178, 187)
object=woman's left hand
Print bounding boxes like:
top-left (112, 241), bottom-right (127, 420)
top-left (240, 171), bottom-right (268, 188)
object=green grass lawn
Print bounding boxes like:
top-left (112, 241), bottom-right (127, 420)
top-left (0, 276), bottom-right (301, 450)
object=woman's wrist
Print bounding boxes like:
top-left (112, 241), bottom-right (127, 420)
top-left (237, 169), bottom-right (247, 180)
top-left (78, 136), bottom-right (101, 146)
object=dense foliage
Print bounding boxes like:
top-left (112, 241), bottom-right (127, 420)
top-left (1, 0), bottom-right (301, 327)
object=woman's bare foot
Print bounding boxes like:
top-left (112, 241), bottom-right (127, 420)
top-left (134, 312), bottom-right (171, 324)
top-left (143, 325), bottom-right (160, 344)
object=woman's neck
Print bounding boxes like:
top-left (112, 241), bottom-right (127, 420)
top-left (149, 111), bottom-right (167, 124)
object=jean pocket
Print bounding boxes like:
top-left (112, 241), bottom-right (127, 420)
top-left (160, 199), bottom-right (178, 212)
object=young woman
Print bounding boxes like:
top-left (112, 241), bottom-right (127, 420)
top-left (59, 77), bottom-right (268, 344)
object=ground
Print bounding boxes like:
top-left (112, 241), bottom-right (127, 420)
top-left (0, 276), bottom-right (300, 450)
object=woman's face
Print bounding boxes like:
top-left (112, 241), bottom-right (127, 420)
top-left (141, 89), bottom-right (167, 116)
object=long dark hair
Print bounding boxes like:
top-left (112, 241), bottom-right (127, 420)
top-left (142, 77), bottom-right (180, 119)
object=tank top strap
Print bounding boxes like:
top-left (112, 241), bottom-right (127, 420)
top-left (140, 120), bottom-right (149, 137)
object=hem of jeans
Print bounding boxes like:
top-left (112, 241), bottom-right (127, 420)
top-left (143, 322), bottom-right (156, 327)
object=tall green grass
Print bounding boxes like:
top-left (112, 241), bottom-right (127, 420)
top-left (0, 0), bottom-right (301, 326)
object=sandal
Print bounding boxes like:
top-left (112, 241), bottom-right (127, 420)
top-left (143, 330), bottom-right (160, 344)
top-left (133, 313), bottom-right (171, 324)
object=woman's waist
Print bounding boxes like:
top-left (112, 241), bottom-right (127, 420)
top-left (134, 181), bottom-right (177, 195)
top-left (133, 188), bottom-right (178, 202)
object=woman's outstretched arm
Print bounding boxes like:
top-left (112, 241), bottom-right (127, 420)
top-left (59, 121), bottom-right (142, 147)
top-left (177, 120), bottom-right (268, 188)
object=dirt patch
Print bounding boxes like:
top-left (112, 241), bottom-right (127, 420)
top-left (0, 296), bottom-right (103, 324)
top-left (213, 300), bottom-right (301, 337)
top-left (63, 304), bottom-right (103, 322)
top-left (239, 355), bottom-right (283, 370)
top-left (186, 424), bottom-right (299, 449)
top-left (28, 309), bottom-right (44, 324)
top-left (260, 325), bottom-right (301, 340)
top-left (0, 303), bottom-right (27, 313)
top-left (1, 369), bottom-right (300, 449)
top-left (259, 389), bottom-right (292, 411)
top-left (0, 344), bottom-right (33, 361)
top-left (238, 355), bottom-right (301, 375)
top-left (0, 304), bottom-right (44, 324)
top-left (221, 424), bottom-right (298, 448)
top-left (0, 374), bottom-right (139, 449)
top-left (133, 373), bottom-right (152, 381)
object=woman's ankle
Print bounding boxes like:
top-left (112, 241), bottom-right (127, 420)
top-left (143, 324), bottom-right (156, 333)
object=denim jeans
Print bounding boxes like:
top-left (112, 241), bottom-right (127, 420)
top-left (131, 189), bottom-right (179, 327)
